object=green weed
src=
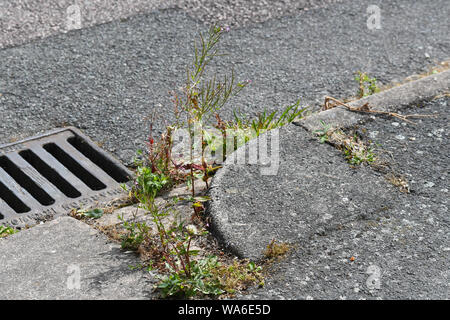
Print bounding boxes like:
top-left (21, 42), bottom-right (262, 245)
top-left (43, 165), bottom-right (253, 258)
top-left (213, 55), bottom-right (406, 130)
top-left (0, 225), bottom-right (17, 238)
top-left (70, 207), bottom-right (104, 219)
top-left (227, 99), bottom-right (307, 139)
top-left (157, 256), bottom-right (264, 298)
top-left (314, 120), bottom-right (332, 144)
top-left (355, 71), bottom-right (380, 98)
top-left (118, 214), bottom-right (152, 250)
top-left (332, 131), bottom-right (376, 165)
top-left (157, 255), bottom-right (224, 298)
top-left (82, 208), bottom-right (104, 219)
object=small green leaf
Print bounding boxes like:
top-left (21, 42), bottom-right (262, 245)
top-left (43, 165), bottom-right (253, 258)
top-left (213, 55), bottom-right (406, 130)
top-left (83, 208), bottom-right (104, 219)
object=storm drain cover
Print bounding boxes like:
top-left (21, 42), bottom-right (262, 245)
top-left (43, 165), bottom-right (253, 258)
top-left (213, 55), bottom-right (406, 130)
top-left (0, 127), bottom-right (132, 227)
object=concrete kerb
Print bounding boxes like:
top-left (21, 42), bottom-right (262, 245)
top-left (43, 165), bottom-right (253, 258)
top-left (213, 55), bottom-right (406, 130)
top-left (298, 69), bottom-right (450, 133)
top-left (206, 70), bottom-right (450, 261)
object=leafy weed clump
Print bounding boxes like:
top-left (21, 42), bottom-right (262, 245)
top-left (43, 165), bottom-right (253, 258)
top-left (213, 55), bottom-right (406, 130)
top-left (337, 132), bottom-right (376, 165)
top-left (314, 123), bottom-right (376, 166)
top-left (158, 256), bottom-right (264, 298)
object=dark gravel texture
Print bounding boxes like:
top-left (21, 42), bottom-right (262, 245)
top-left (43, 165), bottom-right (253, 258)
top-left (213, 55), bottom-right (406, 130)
top-left (0, 0), bottom-right (173, 49)
top-left (209, 97), bottom-right (449, 299)
top-left (176, 0), bottom-right (348, 27)
top-left (0, 0), bottom-right (448, 167)
top-left (0, 0), bottom-right (346, 49)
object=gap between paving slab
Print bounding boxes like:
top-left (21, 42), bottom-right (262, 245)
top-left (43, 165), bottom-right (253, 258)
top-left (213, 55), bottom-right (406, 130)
top-left (90, 180), bottom-right (207, 247)
top-left (207, 70), bottom-right (449, 262)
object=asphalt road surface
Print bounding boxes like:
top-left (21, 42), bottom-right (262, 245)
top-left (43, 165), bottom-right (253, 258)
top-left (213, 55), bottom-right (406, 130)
top-left (0, 0), bottom-right (449, 165)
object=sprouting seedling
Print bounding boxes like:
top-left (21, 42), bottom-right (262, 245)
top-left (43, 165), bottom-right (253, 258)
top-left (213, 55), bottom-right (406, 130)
top-left (355, 71), bottom-right (380, 98)
top-left (314, 120), bottom-right (332, 143)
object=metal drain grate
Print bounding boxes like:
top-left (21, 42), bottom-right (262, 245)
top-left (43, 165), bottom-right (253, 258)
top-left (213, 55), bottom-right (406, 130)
top-left (0, 127), bottom-right (132, 227)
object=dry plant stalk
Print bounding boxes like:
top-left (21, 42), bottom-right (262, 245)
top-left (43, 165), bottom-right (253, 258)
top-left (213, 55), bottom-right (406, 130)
top-left (386, 173), bottom-right (410, 193)
top-left (434, 92), bottom-right (450, 99)
top-left (323, 96), bottom-right (437, 124)
top-left (264, 239), bottom-right (291, 260)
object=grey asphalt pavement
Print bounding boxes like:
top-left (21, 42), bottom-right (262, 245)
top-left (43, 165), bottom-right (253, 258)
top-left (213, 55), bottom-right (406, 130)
top-left (0, 0), bottom-right (348, 49)
top-left (0, 0), bottom-right (448, 165)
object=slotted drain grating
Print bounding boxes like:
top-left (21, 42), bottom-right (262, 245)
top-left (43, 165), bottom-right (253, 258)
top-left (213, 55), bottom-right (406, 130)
top-left (0, 127), bottom-right (132, 227)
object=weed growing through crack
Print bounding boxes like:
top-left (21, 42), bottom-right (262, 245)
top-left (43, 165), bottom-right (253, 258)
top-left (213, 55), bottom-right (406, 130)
top-left (211, 259), bottom-right (264, 295)
top-left (70, 207), bottom-right (104, 220)
top-left (121, 153), bottom-right (263, 298)
top-left (315, 126), bottom-right (376, 166)
top-left (118, 24), bottom-right (309, 298)
top-left (314, 120), bottom-right (332, 144)
top-left (158, 256), bottom-right (265, 298)
top-left (141, 24), bottom-right (305, 199)
top-left (0, 225), bottom-right (17, 238)
top-left (264, 239), bottom-right (292, 260)
top-left (118, 215), bottom-right (151, 251)
top-left (340, 133), bottom-right (376, 165)
top-left (223, 100), bottom-right (306, 142)
top-left (81, 208), bottom-right (104, 219)
top-left (122, 168), bottom-right (220, 297)
top-left (157, 255), bottom-right (224, 297)
top-left (355, 71), bottom-right (380, 98)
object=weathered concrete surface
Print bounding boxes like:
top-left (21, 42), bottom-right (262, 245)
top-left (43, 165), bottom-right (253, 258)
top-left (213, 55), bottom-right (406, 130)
top-left (208, 83), bottom-right (449, 298)
top-left (208, 124), bottom-right (398, 261)
top-left (0, 216), bottom-right (155, 299)
top-left (241, 97), bottom-right (449, 300)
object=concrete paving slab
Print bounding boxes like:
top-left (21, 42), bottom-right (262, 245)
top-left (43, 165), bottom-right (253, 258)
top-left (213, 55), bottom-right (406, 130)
top-left (237, 96), bottom-right (449, 300)
top-left (208, 123), bottom-right (398, 261)
top-left (207, 72), bottom-right (449, 298)
top-left (0, 216), bottom-right (155, 299)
